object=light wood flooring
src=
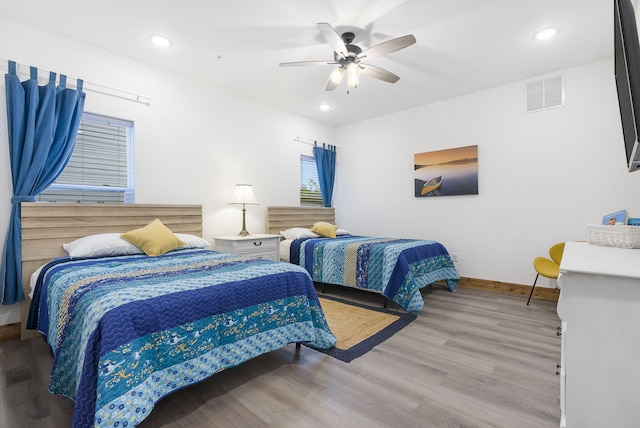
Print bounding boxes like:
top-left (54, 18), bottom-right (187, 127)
top-left (0, 285), bottom-right (561, 428)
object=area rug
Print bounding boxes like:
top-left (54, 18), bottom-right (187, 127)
top-left (310, 294), bottom-right (417, 362)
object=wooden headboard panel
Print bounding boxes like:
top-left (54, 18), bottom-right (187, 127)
top-left (20, 203), bottom-right (202, 339)
top-left (266, 206), bottom-right (336, 235)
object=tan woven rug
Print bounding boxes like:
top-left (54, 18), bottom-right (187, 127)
top-left (312, 295), bottom-right (416, 362)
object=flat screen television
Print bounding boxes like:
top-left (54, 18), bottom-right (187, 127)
top-left (614, 0), bottom-right (640, 172)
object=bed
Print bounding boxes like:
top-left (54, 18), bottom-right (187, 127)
top-left (21, 203), bottom-right (335, 428)
top-left (267, 206), bottom-right (460, 315)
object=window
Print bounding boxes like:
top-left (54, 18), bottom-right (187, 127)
top-left (300, 154), bottom-right (322, 206)
top-left (38, 112), bottom-right (134, 203)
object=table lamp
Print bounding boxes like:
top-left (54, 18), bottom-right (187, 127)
top-left (230, 184), bottom-right (259, 236)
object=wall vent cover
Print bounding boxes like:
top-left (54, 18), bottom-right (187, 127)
top-left (526, 75), bottom-right (564, 112)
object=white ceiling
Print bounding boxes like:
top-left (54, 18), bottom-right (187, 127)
top-left (0, 0), bottom-right (613, 127)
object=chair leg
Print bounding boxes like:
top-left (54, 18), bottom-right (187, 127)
top-left (527, 274), bottom-right (539, 305)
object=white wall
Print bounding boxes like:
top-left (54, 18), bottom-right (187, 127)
top-left (0, 16), bottom-right (334, 324)
top-left (335, 58), bottom-right (640, 287)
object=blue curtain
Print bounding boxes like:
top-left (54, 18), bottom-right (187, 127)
top-left (313, 142), bottom-right (337, 207)
top-left (0, 61), bottom-right (85, 304)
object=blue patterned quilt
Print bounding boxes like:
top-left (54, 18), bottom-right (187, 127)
top-left (290, 236), bottom-right (460, 314)
top-left (27, 248), bottom-right (335, 428)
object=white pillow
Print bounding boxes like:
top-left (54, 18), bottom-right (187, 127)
top-left (63, 233), bottom-right (210, 259)
top-left (336, 228), bottom-right (351, 236)
top-left (279, 227), bottom-right (320, 240)
top-left (63, 233), bottom-right (144, 259)
top-left (174, 233), bottom-right (210, 249)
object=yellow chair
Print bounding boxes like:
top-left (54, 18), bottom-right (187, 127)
top-left (527, 242), bottom-right (565, 305)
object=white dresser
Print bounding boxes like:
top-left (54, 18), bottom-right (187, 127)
top-left (557, 241), bottom-right (640, 428)
top-left (213, 234), bottom-right (280, 261)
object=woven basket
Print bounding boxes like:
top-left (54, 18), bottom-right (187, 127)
top-left (587, 224), bottom-right (640, 249)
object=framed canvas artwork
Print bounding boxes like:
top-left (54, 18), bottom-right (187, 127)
top-left (414, 145), bottom-right (478, 197)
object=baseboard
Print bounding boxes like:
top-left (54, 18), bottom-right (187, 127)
top-left (0, 322), bottom-right (21, 343)
top-left (457, 277), bottom-right (560, 302)
top-left (0, 277), bottom-right (558, 343)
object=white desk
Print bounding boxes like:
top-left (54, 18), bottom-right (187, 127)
top-left (557, 241), bottom-right (640, 427)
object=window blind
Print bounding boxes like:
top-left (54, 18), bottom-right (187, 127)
top-left (38, 112), bottom-right (134, 203)
top-left (300, 154), bottom-right (323, 206)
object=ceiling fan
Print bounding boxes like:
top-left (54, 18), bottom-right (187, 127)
top-left (279, 23), bottom-right (416, 91)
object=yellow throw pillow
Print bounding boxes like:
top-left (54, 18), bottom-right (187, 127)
top-left (310, 221), bottom-right (338, 238)
top-left (120, 219), bottom-right (185, 256)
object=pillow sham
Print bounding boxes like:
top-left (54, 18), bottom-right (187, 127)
top-left (174, 233), bottom-right (210, 249)
top-left (311, 221), bottom-right (338, 238)
top-left (121, 219), bottom-right (185, 256)
top-left (63, 233), bottom-right (144, 259)
top-left (279, 227), bottom-right (320, 240)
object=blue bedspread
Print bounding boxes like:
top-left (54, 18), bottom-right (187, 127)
top-left (28, 249), bottom-right (335, 428)
top-left (290, 236), bottom-right (460, 314)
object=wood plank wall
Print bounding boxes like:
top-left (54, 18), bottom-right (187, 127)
top-left (19, 203), bottom-right (203, 339)
top-left (266, 206), bottom-right (336, 235)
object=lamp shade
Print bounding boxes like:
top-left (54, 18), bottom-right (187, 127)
top-left (329, 67), bottom-right (344, 85)
top-left (230, 184), bottom-right (259, 205)
top-left (347, 62), bottom-right (361, 88)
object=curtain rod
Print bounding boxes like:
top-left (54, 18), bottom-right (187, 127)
top-left (293, 136), bottom-right (339, 148)
top-left (2, 59), bottom-right (151, 107)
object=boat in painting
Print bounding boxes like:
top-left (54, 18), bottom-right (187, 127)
top-left (421, 176), bottom-right (442, 195)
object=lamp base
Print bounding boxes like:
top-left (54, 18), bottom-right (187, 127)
top-left (237, 206), bottom-right (251, 236)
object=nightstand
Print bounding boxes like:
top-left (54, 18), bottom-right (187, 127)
top-left (213, 234), bottom-right (281, 261)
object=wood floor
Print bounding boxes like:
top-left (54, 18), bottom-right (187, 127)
top-left (0, 285), bottom-right (561, 428)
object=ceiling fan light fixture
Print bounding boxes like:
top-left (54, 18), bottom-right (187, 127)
top-left (329, 67), bottom-right (344, 85)
top-left (347, 62), bottom-right (361, 88)
top-left (347, 62), bottom-right (361, 76)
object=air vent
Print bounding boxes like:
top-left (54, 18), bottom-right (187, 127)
top-left (526, 75), bottom-right (564, 112)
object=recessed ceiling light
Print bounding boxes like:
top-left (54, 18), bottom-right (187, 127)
top-left (319, 104), bottom-right (331, 111)
top-left (534, 28), bottom-right (558, 41)
top-left (150, 35), bottom-right (171, 47)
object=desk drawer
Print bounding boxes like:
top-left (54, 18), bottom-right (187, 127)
top-left (234, 238), bottom-right (277, 252)
top-left (240, 249), bottom-right (278, 260)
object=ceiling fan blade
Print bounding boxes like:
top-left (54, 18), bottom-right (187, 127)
top-left (317, 22), bottom-right (348, 60)
top-left (326, 80), bottom-right (339, 91)
top-left (357, 34), bottom-right (416, 61)
top-left (360, 64), bottom-right (400, 83)
top-left (279, 60), bottom-right (338, 67)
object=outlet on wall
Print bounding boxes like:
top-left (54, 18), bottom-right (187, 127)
top-left (451, 251), bottom-right (458, 262)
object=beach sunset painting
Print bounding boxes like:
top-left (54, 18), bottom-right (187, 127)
top-left (414, 145), bottom-right (478, 197)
